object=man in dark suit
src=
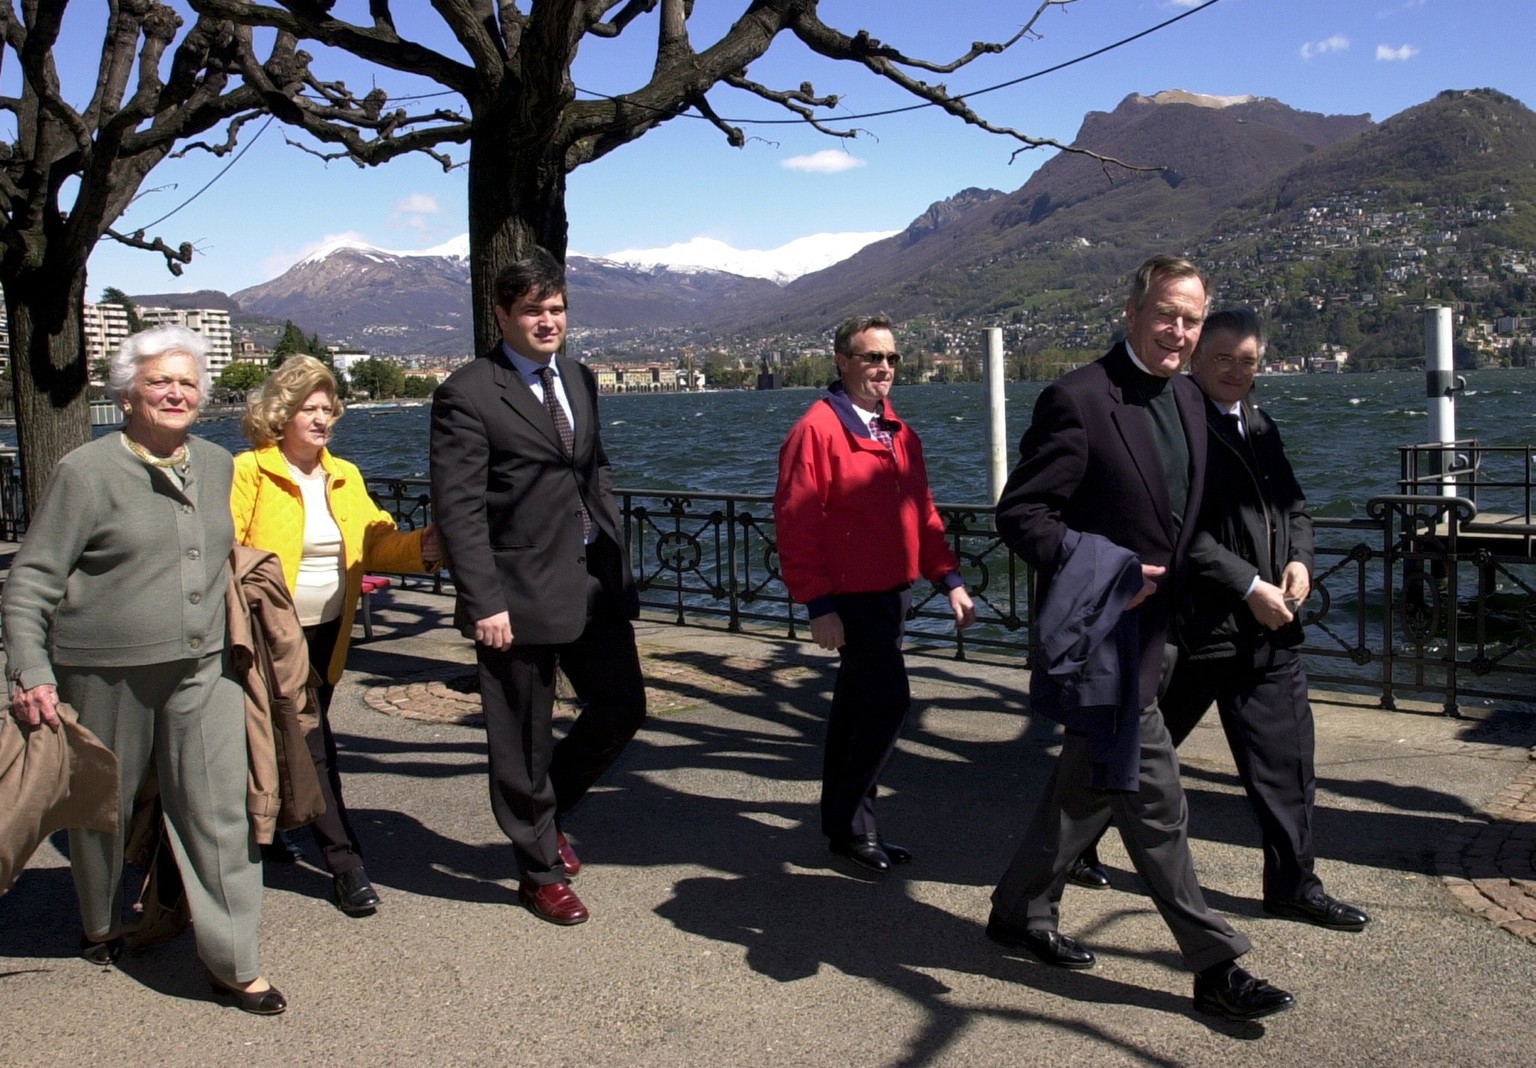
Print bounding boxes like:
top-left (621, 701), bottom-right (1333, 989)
top-left (986, 256), bottom-right (1295, 1021)
top-left (430, 249), bottom-right (646, 926)
top-left (1171, 308), bottom-right (1371, 931)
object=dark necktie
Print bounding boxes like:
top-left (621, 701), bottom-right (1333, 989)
top-left (537, 366), bottom-right (591, 542)
top-left (1226, 411), bottom-right (1246, 441)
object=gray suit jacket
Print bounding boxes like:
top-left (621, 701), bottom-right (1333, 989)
top-left (429, 347), bottom-right (634, 645)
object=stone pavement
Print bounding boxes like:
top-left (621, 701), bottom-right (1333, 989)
top-left (3, 579), bottom-right (1536, 1067)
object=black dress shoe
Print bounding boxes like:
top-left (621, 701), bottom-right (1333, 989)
top-left (209, 977), bottom-right (288, 1016)
top-left (1066, 854), bottom-right (1111, 890)
top-left (260, 833), bottom-right (302, 865)
top-left (1263, 892), bottom-right (1370, 932)
top-left (985, 915), bottom-right (1095, 969)
top-left (829, 832), bottom-right (890, 873)
top-left (79, 935), bottom-right (124, 967)
top-left (1193, 963), bottom-right (1295, 1021)
top-left (879, 839), bottom-right (914, 865)
top-left (332, 867), bottom-right (381, 916)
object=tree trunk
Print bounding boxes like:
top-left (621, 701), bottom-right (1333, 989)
top-left (7, 266), bottom-right (91, 519)
top-left (466, 108), bottom-right (571, 355)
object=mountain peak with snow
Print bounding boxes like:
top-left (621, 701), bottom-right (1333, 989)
top-left (581, 230), bottom-right (896, 285)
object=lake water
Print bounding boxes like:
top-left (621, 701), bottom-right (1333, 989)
top-left (98, 367), bottom-right (1534, 514)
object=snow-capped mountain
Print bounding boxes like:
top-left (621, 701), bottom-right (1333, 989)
top-left (586, 231), bottom-right (897, 284)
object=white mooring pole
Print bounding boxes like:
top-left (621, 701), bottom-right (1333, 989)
top-left (1424, 306), bottom-right (1462, 494)
top-left (984, 328), bottom-right (1008, 504)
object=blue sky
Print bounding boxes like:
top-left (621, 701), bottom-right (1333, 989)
top-left (53, 0), bottom-right (1536, 297)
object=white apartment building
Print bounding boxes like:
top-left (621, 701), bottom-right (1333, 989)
top-left (82, 301), bottom-right (132, 370)
top-left (138, 306), bottom-right (234, 375)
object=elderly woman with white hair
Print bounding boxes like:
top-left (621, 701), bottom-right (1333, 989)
top-left (2, 324), bottom-right (286, 1015)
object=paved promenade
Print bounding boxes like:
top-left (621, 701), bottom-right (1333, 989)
top-left (3, 578), bottom-right (1535, 1067)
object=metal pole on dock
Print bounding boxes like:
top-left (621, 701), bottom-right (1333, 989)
top-left (1424, 306), bottom-right (1462, 493)
top-left (984, 328), bottom-right (1008, 504)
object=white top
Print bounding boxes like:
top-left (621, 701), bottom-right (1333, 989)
top-left (289, 463), bottom-right (345, 626)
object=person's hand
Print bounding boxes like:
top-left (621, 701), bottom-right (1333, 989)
top-left (12, 682), bottom-right (61, 729)
top-left (1280, 562), bottom-right (1311, 608)
top-left (420, 523), bottom-right (442, 571)
top-left (474, 611), bottom-right (514, 650)
top-left (809, 612), bottom-right (845, 651)
top-left (1245, 579), bottom-right (1295, 630)
top-left (1125, 564), bottom-right (1166, 612)
top-left (948, 586), bottom-right (976, 630)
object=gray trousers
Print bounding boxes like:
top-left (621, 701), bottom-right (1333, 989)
top-left (991, 697), bottom-right (1252, 972)
top-left (59, 652), bottom-right (264, 983)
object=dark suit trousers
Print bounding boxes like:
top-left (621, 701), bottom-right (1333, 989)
top-left (992, 676), bottom-right (1251, 972)
top-left (302, 617), bottom-right (364, 876)
top-left (820, 588), bottom-right (912, 841)
top-left (1162, 649), bottom-right (1322, 903)
top-left (477, 556), bottom-right (647, 886)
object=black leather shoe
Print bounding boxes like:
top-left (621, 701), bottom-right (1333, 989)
top-left (260, 833), bottom-right (302, 865)
top-left (1263, 892), bottom-right (1370, 931)
top-left (79, 935), bottom-right (124, 967)
top-left (1193, 963), bottom-right (1295, 1021)
top-left (880, 839), bottom-right (914, 865)
top-left (985, 915), bottom-right (1095, 969)
top-left (829, 832), bottom-right (890, 873)
top-left (1066, 854), bottom-right (1111, 890)
top-left (210, 977), bottom-right (288, 1016)
top-left (332, 867), bottom-right (381, 916)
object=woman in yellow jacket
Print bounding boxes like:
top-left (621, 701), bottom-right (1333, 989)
top-left (232, 355), bottom-right (438, 917)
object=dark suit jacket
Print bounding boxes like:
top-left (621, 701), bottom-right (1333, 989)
top-left (429, 347), bottom-right (636, 645)
top-left (1183, 395), bottom-right (1313, 659)
top-left (996, 343), bottom-right (1209, 705)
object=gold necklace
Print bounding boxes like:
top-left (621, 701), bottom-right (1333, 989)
top-left (123, 434), bottom-right (189, 469)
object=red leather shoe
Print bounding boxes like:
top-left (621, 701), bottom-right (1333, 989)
top-left (556, 830), bottom-right (582, 878)
top-left (519, 880), bottom-right (589, 925)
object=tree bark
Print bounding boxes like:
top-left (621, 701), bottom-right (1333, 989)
top-left (6, 266), bottom-right (91, 519)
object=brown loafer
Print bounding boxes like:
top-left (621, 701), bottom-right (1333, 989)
top-left (556, 830), bottom-right (582, 878)
top-left (518, 879), bottom-right (590, 925)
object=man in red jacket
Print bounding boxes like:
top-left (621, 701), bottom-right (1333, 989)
top-left (774, 314), bottom-right (975, 874)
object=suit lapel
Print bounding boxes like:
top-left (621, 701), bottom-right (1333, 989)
top-left (1173, 374), bottom-right (1207, 557)
top-left (1104, 346), bottom-right (1175, 539)
top-left (490, 345), bottom-right (566, 454)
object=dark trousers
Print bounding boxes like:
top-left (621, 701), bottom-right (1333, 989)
top-left (477, 559), bottom-right (647, 886)
top-left (820, 588), bottom-right (912, 841)
top-left (302, 617), bottom-right (364, 876)
top-left (993, 649), bottom-right (1251, 972)
top-left (1161, 648), bottom-right (1321, 903)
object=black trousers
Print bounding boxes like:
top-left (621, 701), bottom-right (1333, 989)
top-left (820, 588), bottom-right (912, 841)
top-left (477, 553), bottom-right (647, 886)
top-left (1161, 648), bottom-right (1322, 903)
top-left (301, 617), bottom-right (364, 876)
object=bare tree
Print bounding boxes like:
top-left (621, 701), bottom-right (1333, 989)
top-left (189, 0), bottom-right (1116, 355)
top-left (0, 2), bottom-right (302, 511)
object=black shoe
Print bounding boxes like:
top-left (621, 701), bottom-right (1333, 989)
top-left (1193, 963), bottom-right (1295, 1021)
top-left (1066, 854), bottom-right (1111, 890)
top-left (829, 832), bottom-right (890, 873)
top-left (985, 915), bottom-right (1095, 969)
top-left (260, 833), bottom-right (302, 865)
top-left (79, 935), bottom-right (124, 967)
top-left (1263, 892), bottom-right (1370, 932)
top-left (209, 977), bottom-right (288, 1016)
top-left (332, 867), bottom-right (381, 916)
top-left (880, 839), bottom-right (914, 865)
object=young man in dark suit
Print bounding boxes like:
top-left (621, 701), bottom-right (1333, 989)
top-left (430, 249), bottom-right (645, 926)
top-left (986, 256), bottom-right (1295, 1021)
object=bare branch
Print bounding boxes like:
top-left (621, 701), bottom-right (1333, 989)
top-left (721, 72), bottom-right (850, 140)
top-left (101, 226), bottom-right (195, 276)
top-left (836, 1), bottom-right (1077, 76)
top-left (586, 0), bottom-right (659, 39)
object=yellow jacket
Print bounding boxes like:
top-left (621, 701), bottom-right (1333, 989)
top-left (231, 444), bottom-right (425, 683)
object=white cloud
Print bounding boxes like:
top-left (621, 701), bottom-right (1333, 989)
top-left (389, 193), bottom-right (443, 232)
top-left (781, 150), bottom-right (867, 174)
top-left (1300, 34), bottom-right (1350, 60)
top-left (1166, 0), bottom-right (1204, 7)
top-left (1376, 42), bottom-right (1420, 61)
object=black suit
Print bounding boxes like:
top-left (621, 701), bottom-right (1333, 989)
top-left (1165, 395), bottom-right (1323, 904)
top-left (430, 346), bottom-right (645, 885)
top-left (990, 343), bottom-right (1251, 972)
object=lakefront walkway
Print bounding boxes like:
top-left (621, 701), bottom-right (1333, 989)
top-left (2, 574), bottom-right (1534, 1067)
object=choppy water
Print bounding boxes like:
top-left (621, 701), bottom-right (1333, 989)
top-left (20, 368), bottom-right (1536, 507)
